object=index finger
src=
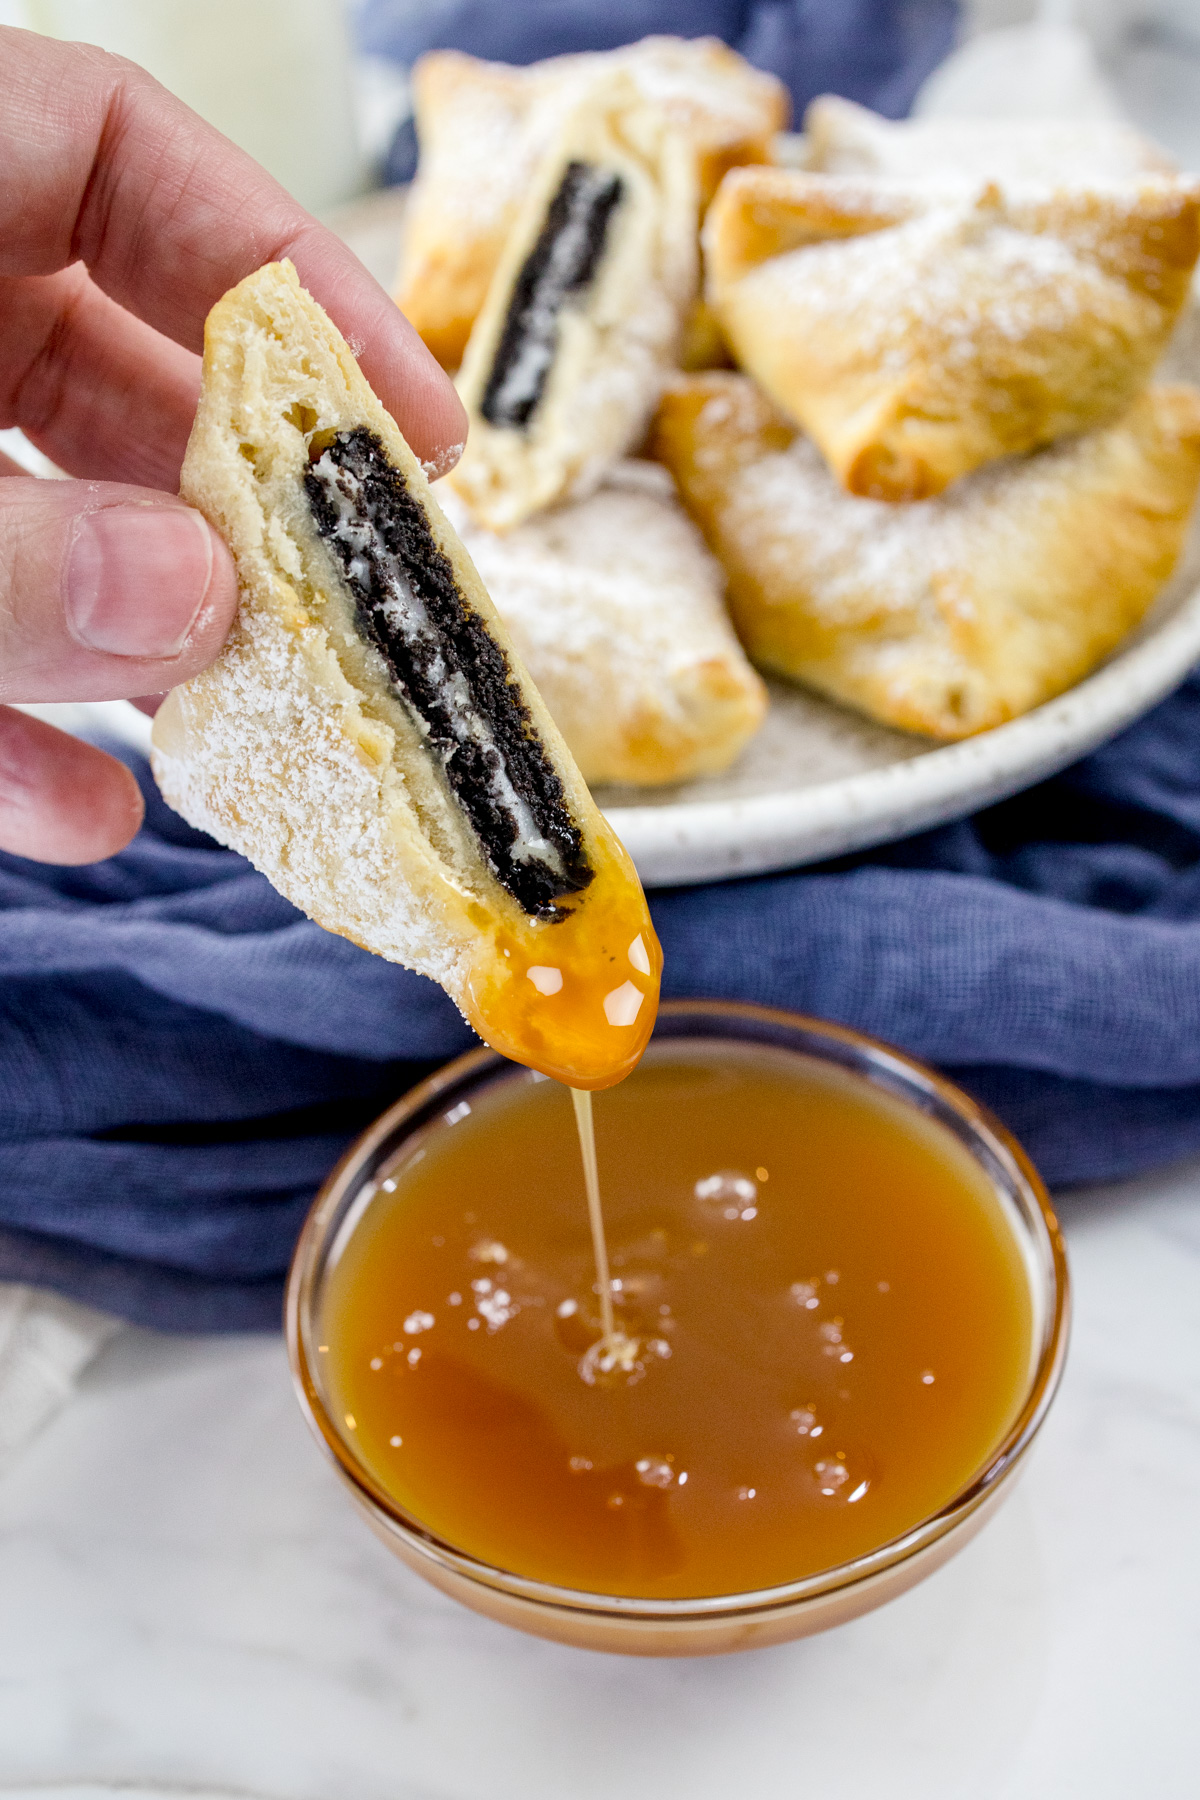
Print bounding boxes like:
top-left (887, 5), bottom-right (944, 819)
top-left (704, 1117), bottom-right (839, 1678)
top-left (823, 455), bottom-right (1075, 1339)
top-left (0, 28), bottom-right (466, 469)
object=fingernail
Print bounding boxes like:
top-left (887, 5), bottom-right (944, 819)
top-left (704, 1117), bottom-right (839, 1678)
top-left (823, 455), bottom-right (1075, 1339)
top-left (65, 505), bottom-right (216, 658)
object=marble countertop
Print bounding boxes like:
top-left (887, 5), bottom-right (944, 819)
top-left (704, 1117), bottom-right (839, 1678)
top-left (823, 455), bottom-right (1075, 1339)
top-left (0, 1152), bottom-right (1198, 1800)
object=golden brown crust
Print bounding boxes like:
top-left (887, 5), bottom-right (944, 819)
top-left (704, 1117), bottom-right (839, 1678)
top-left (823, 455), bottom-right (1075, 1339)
top-left (651, 371), bottom-right (1200, 739)
top-left (704, 168), bottom-right (1200, 501)
top-left (395, 37), bottom-right (787, 370)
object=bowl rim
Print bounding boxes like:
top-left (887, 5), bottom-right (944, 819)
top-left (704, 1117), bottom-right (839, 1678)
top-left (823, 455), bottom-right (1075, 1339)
top-left (286, 999), bottom-right (1070, 1623)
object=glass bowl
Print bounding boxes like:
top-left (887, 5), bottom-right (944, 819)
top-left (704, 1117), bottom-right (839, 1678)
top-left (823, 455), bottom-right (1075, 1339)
top-left (286, 1001), bottom-right (1069, 1657)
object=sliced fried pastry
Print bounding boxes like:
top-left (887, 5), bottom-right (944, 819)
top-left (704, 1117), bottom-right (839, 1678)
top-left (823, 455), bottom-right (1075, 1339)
top-left (151, 261), bottom-right (661, 1089)
top-left (440, 464), bottom-right (767, 786)
top-left (704, 168), bottom-right (1200, 501)
top-left (651, 372), bottom-right (1200, 740)
top-left (449, 70), bottom-right (699, 531)
top-left (396, 37), bottom-right (787, 370)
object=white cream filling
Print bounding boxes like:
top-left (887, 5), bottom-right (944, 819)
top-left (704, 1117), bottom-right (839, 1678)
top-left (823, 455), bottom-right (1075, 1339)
top-left (312, 449), bottom-right (565, 877)
top-left (487, 165), bottom-right (622, 425)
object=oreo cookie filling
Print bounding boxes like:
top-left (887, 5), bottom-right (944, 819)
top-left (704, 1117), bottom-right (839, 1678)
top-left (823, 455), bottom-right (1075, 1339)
top-left (304, 428), bottom-right (592, 917)
top-left (481, 160), bottom-right (625, 431)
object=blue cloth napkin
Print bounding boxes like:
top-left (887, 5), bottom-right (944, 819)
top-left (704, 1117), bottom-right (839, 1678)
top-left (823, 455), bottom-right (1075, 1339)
top-left (5, 674), bottom-right (1200, 1332)
top-left (362, 0), bottom-right (960, 184)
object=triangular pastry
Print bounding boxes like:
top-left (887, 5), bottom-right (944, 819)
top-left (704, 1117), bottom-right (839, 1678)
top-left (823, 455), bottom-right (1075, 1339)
top-left (440, 465), bottom-right (766, 786)
top-left (704, 168), bottom-right (1200, 501)
top-left (151, 262), bottom-right (661, 1089)
top-left (449, 71), bottom-right (699, 531)
top-left (396, 37), bottom-right (787, 370)
top-left (651, 372), bottom-right (1200, 740)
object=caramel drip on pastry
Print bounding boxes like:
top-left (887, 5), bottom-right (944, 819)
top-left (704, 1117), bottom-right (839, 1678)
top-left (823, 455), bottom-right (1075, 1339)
top-left (481, 160), bottom-right (624, 431)
top-left (305, 429), bottom-right (592, 917)
top-left (462, 898), bottom-right (660, 1092)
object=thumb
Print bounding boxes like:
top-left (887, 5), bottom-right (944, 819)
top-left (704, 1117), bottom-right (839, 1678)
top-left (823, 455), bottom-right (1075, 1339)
top-left (0, 476), bottom-right (238, 703)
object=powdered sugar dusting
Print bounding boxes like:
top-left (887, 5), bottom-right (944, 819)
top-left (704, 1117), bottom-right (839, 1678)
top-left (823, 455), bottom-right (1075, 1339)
top-left (715, 417), bottom-right (1124, 626)
top-left (680, 375), bottom-right (1200, 737)
top-left (439, 468), bottom-right (765, 782)
top-left (151, 603), bottom-right (462, 991)
top-left (736, 196), bottom-right (1160, 374)
top-left (404, 36), bottom-right (777, 267)
top-left (421, 442), bottom-right (465, 480)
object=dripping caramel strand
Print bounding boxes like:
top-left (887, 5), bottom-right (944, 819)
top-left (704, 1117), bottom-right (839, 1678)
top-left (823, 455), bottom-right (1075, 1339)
top-left (571, 1086), bottom-right (643, 1379)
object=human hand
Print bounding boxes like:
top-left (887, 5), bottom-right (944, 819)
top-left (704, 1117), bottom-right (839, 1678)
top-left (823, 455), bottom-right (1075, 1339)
top-left (0, 28), bottom-right (466, 864)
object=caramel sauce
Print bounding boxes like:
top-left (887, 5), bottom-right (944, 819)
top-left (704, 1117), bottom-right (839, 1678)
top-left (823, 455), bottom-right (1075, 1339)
top-left (323, 1040), bottom-right (1033, 1599)
top-left (461, 841), bottom-right (662, 1089)
top-left (572, 1089), bottom-right (613, 1341)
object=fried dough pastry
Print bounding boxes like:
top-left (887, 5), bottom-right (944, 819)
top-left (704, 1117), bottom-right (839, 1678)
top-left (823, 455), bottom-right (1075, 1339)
top-left (440, 465), bottom-right (766, 786)
top-left (449, 71), bottom-right (699, 531)
top-left (704, 168), bottom-right (1200, 501)
top-left (151, 261), bottom-right (661, 1089)
top-left (651, 372), bottom-right (1200, 740)
top-left (396, 38), bottom-right (786, 371)
top-left (803, 94), bottom-right (1176, 186)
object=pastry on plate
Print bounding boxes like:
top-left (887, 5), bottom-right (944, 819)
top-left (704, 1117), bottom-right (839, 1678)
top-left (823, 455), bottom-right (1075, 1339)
top-left (396, 36), bottom-right (787, 370)
top-left (651, 372), bottom-right (1200, 740)
top-left (150, 261), bottom-right (661, 1090)
top-left (440, 463), bottom-right (767, 786)
top-left (704, 168), bottom-right (1200, 501)
top-left (449, 71), bottom-right (699, 531)
top-left (802, 94), bottom-right (1176, 186)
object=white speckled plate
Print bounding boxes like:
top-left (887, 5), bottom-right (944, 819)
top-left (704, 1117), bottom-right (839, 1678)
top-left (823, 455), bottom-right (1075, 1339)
top-left (599, 560), bottom-right (1200, 884)
top-left (329, 191), bottom-right (1200, 887)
